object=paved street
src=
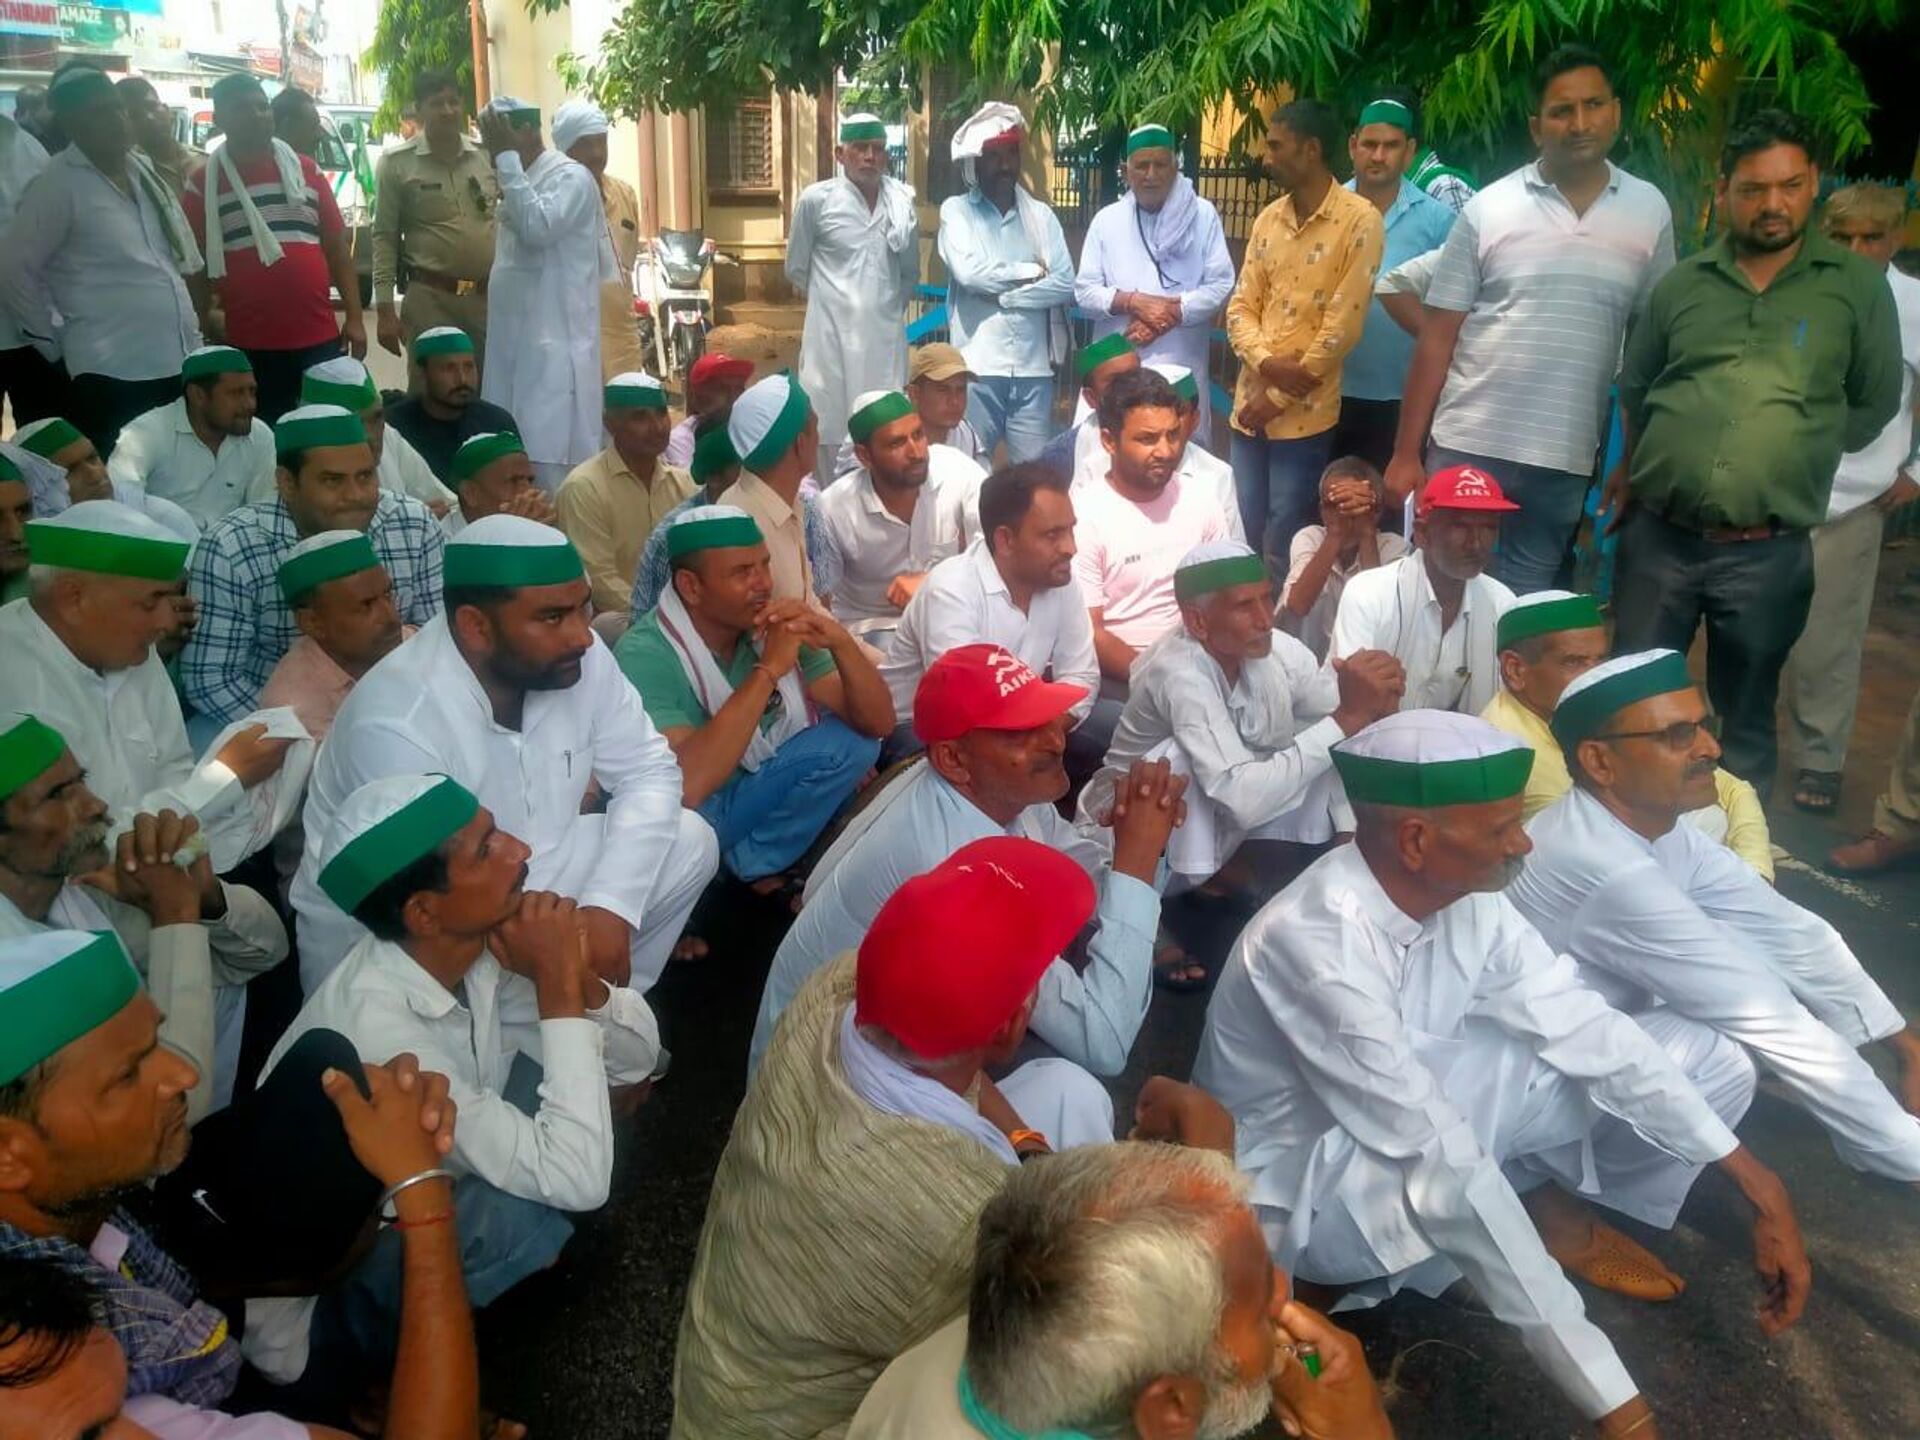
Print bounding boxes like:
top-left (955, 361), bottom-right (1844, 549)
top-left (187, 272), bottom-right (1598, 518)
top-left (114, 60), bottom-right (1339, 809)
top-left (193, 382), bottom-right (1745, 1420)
top-left (466, 546), bottom-right (1920, 1439)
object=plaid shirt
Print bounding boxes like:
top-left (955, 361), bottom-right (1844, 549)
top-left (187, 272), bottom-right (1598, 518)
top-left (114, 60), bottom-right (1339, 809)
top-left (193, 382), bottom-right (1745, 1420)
top-left (183, 492), bottom-right (445, 725)
top-left (0, 1212), bottom-right (240, 1406)
top-left (629, 489), bottom-right (843, 619)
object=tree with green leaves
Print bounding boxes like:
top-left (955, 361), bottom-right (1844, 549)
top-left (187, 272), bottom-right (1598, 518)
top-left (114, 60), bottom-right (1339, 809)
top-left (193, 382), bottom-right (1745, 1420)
top-left (365, 0), bottom-right (475, 134)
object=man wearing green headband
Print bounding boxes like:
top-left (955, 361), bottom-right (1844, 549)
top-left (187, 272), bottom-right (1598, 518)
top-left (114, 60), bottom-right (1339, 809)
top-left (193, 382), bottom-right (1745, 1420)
top-left (260, 531), bottom-right (409, 740)
top-left (816, 387), bottom-right (985, 636)
top-left (788, 112), bottom-right (919, 485)
top-left (293, 355), bottom-right (457, 515)
top-left (11, 417), bottom-right (110, 509)
top-left (181, 403), bottom-right (445, 726)
top-left (1074, 122), bottom-right (1235, 446)
top-left (0, 459), bottom-right (31, 606)
top-left (477, 95), bottom-right (613, 493)
top-left (1037, 331), bottom-right (1140, 482)
top-left (1083, 539), bottom-right (1403, 906)
top-left (557, 372), bottom-right (696, 615)
top-left (1196, 707), bottom-right (1809, 1438)
top-left (443, 430), bottom-right (555, 538)
top-left (9, 500), bottom-right (294, 874)
top-left (0, 714), bottom-right (287, 1116)
top-left (0, 62), bottom-right (206, 458)
top-left (388, 326), bottom-right (519, 484)
top-left (1515, 649), bottom-right (1920, 1195)
top-left (618, 504), bottom-right (892, 882)
top-left (293, 512), bottom-right (717, 990)
top-left (104, 346), bottom-right (275, 530)
top-left (1335, 91), bottom-right (1458, 475)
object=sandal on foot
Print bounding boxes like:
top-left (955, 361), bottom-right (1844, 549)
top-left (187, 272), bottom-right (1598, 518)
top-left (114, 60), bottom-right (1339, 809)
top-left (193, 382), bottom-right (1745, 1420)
top-left (1792, 769), bottom-right (1841, 814)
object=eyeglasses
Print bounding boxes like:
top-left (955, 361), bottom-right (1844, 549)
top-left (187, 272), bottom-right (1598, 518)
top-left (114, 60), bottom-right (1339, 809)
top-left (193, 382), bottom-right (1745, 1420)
top-left (1591, 715), bottom-right (1723, 751)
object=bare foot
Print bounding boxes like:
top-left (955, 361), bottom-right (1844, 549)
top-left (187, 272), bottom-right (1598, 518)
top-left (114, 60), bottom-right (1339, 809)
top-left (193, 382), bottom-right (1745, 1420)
top-left (1524, 1185), bottom-right (1684, 1301)
top-left (671, 934), bottom-right (709, 962)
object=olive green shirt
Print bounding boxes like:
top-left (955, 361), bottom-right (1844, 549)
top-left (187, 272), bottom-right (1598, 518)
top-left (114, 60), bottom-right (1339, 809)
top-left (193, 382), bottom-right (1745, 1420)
top-left (1619, 230), bottom-right (1903, 530)
top-left (371, 134), bottom-right (500, 304)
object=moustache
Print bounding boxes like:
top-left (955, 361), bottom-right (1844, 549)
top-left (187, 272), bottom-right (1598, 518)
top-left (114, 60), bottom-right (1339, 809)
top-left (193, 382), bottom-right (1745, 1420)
top-left (1486, 855), bottom-right (1528, 891)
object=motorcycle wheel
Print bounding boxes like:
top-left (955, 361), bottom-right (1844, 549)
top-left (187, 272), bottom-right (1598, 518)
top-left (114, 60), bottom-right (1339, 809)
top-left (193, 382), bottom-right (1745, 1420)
top-left (674, 324), bottom-right (705, 373)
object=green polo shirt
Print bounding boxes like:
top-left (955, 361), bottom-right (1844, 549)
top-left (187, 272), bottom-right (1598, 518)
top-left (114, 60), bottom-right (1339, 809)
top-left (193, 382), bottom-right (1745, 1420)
top-left (615, 608), bottom-right (835, 784)
top-left (1619, 230), bottom-right (1903, 530)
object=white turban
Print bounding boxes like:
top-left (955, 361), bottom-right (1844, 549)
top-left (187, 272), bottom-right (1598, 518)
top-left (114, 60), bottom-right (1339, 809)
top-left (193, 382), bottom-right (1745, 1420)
top-left (553, 100), bottom-right (610, 155)
top-left (949, 101), bottom-right (1026, 162)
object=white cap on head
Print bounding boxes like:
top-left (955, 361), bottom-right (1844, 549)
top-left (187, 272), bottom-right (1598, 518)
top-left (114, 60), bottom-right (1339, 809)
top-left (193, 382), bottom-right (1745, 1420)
top-left (552, 99), bottom-right (610, 153)
top-left (726, 374), bottom-right (811, 473)
top-left (950, 101), bottom-right (1026, 161)
top-left (1336, 709), bottom-right (1529, 767)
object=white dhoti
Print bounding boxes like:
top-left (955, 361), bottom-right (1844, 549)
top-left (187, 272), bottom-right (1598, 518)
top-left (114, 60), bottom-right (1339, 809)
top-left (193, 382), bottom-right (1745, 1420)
top-left (1264, 1012), bottom-right (1754, 1305)
top-left (995, 1057), bottom-right (1117, 1152)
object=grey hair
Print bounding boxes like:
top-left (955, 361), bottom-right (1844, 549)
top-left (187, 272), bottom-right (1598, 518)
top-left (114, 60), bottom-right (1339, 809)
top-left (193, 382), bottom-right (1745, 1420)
top-left (854, 1020), bottom-right (952, 1076)
top-left (967, 1141), bottom-right (1251, 1436)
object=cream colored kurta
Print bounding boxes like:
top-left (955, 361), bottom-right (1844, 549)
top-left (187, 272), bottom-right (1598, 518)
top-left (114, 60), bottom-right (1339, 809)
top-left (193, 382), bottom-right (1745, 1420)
top-left (555, 448), bottom-right (696, 613)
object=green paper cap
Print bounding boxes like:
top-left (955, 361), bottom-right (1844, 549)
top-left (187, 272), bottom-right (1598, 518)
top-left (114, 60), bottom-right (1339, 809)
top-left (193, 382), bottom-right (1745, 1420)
top-left (847, 390), bottom-right (914, 444)
top-left (413, 327), bottom-right (475, 361)
top-left (181, 346), bottom-right (252, 383)
top-left (604, 377), bottom-right (668, 411)
top-left (274, 405), bottom-right (369, 464)
top-left (508, 107), bottom-right (539, 128)
top-left (26, 503), bottom-right (190, 582)
top-left (839, 115), bottom-right (887, 144)
top-left (666, 507), bottom-right (764, 559)
top-left (279, 531), bottom-right (380, 606)
top-left (736, 377), bottom-right (812, 472)
top-left (0, 930), bottom-right (141, 1083)
top-left (1496, 591), bottom-right (1603, 653)
top-left (300, 368), bottom-right (378, 414)
top-left (1077, 332), bottom-right (1135, 378)
top-left (1550, 650), bottom-right (1695, 754)
top-left (690, 426), bottom-right (737, 483)
top-left (15, 418), bottom-right (85, 461)
top-left (1126, 124), bottom-right (1175, 156)
top-left (318, 776), bottom-right (479, 915)
top-left (0, 714), bottom-right (65, 805)
top-left (1357, 98), bottom-right (1415, 133)
top-left (1174, 552), bottom-right (1267, 603)
top-left (451, 431), bottom-right (528, 484)
top-left (0, 454), bottom-right (18, 484)
top-left (1334, 746), bottom-right (1534, 808)
top-left (443, 515), bottom-right (585, 589)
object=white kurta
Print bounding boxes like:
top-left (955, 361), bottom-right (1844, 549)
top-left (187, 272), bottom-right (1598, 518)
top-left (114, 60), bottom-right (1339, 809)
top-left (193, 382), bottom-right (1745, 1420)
top-left (1194, 844), bottom-right (1745, 1421)
top-left (1512, 786), bottom-right (1920, 1180)
top-left (482, 149), bottom-right (616, 469)
top-left (878, 539), bottom-right (1098, 723)
top-left (751, 761), bottom-right (1160, 1078)
top-left (1082, 626), bottom-right (1346, 874)
top-left (815, 444), bottom-right (985, 632)
top-left (1073, 188), bottom-right (1236, 442)
top-left (787, 174), bottom-right (919, 447)
top-left (291, 614), bottom-right (717, 990)
top-left (3, 598), bottom-right (247, 852)
top-left (1330, 551), bottom-right (1514, 713)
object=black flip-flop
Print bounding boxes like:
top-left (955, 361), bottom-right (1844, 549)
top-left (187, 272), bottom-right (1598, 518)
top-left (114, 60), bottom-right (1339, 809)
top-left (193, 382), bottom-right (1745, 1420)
top-left (1792, 768), bottom-right (1841, 814)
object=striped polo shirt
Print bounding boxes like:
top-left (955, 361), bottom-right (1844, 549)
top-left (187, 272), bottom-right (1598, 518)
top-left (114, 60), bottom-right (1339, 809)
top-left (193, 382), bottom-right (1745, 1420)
top-left (1424, 161), bottom-right (1674, 475)
top-left (184, 146), bottom-right (344, 350)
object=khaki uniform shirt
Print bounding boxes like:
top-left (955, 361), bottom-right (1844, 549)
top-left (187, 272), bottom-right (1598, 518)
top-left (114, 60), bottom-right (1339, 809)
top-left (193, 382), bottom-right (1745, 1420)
top-left (146, 142), bottom-right (205, 204)
top-left (372, 134), bottom-right (499, 305)
top-left (554, 448), bottom-right (696, 613)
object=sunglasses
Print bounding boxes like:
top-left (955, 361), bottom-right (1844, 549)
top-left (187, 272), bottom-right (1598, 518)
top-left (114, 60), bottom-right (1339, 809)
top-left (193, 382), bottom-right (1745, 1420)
top-left (1591, 714), bottom-right (1723, 751)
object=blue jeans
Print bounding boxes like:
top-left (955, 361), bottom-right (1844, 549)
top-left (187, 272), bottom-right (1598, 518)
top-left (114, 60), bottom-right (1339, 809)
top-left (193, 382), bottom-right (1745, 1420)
top-left (1427, 445), bottom-right (1592, 595)
top-left (967, 375), bottom-right (1055, 464)
top-left (1231, 429), bottom-right (1334, 569)
top-left (697, 714), bottom-right (879, 879)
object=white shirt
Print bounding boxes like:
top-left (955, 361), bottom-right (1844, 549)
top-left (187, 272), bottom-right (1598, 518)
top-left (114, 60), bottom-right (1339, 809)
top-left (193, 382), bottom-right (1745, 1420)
top-left (0, 116), bottom-right (49, 352)
top-left (815, 445), bottom-right (985, 631)
top-left (1, 597), bottom-right (243, 839)
top-left (291, 613), bottom-right (686, 985)
top-left (1827, 265), bottom-right (1920, 519)
top-left (1330, 552), bottom-right (1514, 714)
top-left (0, 144), bottom-right (202, 380)
top-left (879, 539), bottom-right (1098, 723)
top-left (1070, 473), bottom-right (1236, 650)
top-left (109, 398), bottom-right (277, 531)
top-left (751, 762), bottom-right (1160, 1077)
top-left (1511, 786), bottom-right (1920, 1181)
top-left (1194, 844), bottom-right (1738, 1421)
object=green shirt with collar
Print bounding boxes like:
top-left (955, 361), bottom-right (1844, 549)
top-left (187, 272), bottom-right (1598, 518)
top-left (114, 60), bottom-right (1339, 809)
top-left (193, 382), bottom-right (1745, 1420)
top-left (1619, 229), bottom-right (1904, 530)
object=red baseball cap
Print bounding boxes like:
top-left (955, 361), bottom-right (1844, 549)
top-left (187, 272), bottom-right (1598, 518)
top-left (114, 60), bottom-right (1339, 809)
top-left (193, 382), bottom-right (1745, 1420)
top-left (913, 643), bottom-right (1089, 744)
top-left (688, 353), bottom-right (755, 388)
top-left (1419, 463), bottom-right (1521, 516)
top-left (855, 836), bottom-right (1095, 1059)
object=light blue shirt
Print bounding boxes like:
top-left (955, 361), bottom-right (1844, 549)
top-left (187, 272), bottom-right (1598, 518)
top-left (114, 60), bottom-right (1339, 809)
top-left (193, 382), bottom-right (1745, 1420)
top-left (936, 187), bottom-right (1075, 379)
top-left (1340, 178), bottom-right (1457, 402)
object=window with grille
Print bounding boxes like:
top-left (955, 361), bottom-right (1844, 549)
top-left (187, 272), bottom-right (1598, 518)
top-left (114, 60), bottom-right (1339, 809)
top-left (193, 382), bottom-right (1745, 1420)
top-left (707, 97), bottom-right (776, 197)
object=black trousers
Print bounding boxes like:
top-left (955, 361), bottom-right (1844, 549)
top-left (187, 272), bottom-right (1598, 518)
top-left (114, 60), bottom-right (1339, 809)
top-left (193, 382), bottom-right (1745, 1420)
top-left (0, 345), bottom-right (67, 427)
top-left (1610, 505), bottom-right (1814, 800)
top-left (68, 372), bottom-right (181, 459)
top-left (244, 338), bottom-right (346, 428)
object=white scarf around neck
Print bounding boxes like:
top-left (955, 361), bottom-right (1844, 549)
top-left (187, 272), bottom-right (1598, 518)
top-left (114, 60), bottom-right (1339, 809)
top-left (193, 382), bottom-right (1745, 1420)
top-left (653, 582), bottom-right (811, 771)
top-left (203, 137), bottom-right (311, 280)
top-left (836, 1006), bottom-right (1018, 1165)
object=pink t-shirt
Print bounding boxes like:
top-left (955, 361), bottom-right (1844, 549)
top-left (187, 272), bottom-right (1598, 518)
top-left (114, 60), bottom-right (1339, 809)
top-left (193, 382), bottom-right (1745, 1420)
top-left (1070, 474), bottom-right (1234, 650)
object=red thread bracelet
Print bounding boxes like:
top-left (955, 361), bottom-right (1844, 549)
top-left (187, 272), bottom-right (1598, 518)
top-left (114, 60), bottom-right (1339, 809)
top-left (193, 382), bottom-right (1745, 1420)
top-left (391, 1211), bottom-right (454, 1232)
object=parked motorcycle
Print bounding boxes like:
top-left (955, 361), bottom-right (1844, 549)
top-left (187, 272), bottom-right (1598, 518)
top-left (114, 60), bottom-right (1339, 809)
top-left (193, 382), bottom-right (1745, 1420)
top-left (632, 228), bottom-right (736, 380)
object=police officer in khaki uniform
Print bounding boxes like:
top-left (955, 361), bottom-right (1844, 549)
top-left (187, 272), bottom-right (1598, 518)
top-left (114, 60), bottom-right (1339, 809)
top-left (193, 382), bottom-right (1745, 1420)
top-left (373, 67), bottom-right (500, 385)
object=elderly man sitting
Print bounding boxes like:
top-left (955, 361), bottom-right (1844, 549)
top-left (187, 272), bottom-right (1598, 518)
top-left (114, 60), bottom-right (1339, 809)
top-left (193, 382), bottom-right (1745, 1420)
top-left (260, 530), bottom-right (412, 741)
top-left (674, 837), bottom-right (1121, 1440)
top-left (751, 642), bottom-right (1183, 1076)
top-left (1195, 710), bottom-right (1810, 1438)
top-left (851, 1140), bottom-right (1392, 1440)
top-left (1510, 649), bottom-right (1920, 1195)
top-left (443, 430), bottom-right (557, 537)
top-left (1480, 589), bottom-right (1773, 878)
top-left (1080, 540), bottom-right (1405, 901)
top-left (616, 505), bottom-right (892, 886)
